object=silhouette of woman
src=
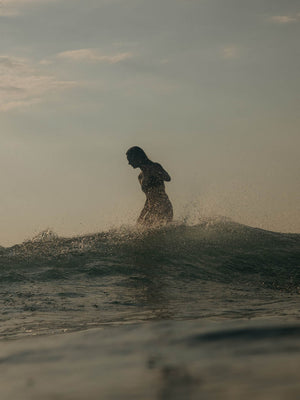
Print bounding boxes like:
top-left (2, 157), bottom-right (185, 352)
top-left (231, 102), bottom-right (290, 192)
top-left (126, 146), bottom-right (173, 227)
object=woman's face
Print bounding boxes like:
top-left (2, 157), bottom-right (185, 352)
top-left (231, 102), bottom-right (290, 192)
top-left (127, 154), bottom-right (140, 168)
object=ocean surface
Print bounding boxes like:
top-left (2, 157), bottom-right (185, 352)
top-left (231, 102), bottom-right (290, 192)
top-left (1, 218), bottom-right (300, 399)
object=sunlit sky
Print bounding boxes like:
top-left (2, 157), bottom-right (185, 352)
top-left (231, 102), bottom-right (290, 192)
top-left (1, 0), bottom-right (299, 246)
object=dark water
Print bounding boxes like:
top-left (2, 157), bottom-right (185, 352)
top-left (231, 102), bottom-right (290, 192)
top-left (1, 219), bottom-right (299, 339)
top-left (1, 219), bottom-right (300, 399)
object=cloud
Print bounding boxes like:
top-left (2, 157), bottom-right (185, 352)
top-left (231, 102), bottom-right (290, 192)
top-left (269, 15), bottom-right (298, 24)
top-left (222, 46), bottom-right (238, 59)
top-left (56, 49), bottom-right (133, 64)
top-left (0, 55), bottom-right (77, 111)
top-left (0, 0), bottom-right (38, 16)
top-left (0, 0), bottom-right (63, 16)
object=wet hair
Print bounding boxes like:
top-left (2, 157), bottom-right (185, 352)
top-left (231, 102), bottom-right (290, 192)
top-left (126, 146), bottom-right (149, 163)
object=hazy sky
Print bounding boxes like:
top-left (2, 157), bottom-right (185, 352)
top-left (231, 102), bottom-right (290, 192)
top-left (1, 0), bottom-right (299, 245)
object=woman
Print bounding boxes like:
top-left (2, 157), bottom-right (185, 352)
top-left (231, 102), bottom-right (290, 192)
top-left (126, 146), bottom-right (173, 227)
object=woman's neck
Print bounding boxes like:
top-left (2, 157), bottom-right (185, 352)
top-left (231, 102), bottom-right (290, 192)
top-left (140, 160), bottom-right (152, 172)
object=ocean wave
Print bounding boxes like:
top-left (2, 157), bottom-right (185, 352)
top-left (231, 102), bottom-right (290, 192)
top-left (1, 219), bottom-right (299, 290)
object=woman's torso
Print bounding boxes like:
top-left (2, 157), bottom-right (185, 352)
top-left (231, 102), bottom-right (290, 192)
top-left (138, 164), bottom-right (173, 223)
top-left (138, 170), bottom-right (167, 199)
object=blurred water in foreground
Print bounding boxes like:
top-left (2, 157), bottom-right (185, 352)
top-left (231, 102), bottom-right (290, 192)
top-left (0, 219), bottom-right (299, 399)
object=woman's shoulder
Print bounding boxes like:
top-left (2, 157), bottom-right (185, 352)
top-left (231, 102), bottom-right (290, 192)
top-left (145, 162), bottom-right (163, 175)
top-left (152, 162), bottom-right (171, 181)
top-left (152, 162), bottom-right (164, 171)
